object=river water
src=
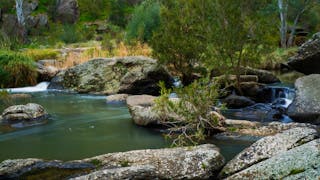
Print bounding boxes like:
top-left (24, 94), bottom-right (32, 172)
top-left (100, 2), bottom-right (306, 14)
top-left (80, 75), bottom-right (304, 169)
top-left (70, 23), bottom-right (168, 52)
top-left (0, 83), bottom-right (252, 162)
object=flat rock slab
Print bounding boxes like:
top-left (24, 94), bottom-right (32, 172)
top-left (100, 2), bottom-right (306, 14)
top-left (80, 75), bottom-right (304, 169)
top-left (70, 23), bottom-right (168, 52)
top-left (225, 139), bottom-right (320, 180)
top-left (78, 144), bottom-right (225, 179)
top-left (220, 127), bottom-right (318, 178)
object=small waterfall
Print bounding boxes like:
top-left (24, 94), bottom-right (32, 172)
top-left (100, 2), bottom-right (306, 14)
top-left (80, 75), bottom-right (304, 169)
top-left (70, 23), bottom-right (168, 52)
top-left (269, 86), bottom-right (295, 108)
top-left (5, 82), bottom-right (50, 93)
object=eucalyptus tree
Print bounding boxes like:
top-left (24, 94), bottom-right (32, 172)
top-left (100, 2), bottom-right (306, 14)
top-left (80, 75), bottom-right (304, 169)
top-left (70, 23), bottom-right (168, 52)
top-left (277, 0), bottom-right (318, 47)
top-left (15, 0), bottom-right (27, 42)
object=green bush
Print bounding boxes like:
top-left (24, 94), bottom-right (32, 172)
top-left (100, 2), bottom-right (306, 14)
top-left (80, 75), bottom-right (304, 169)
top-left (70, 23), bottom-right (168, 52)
top-left (0, 51), bottom-right (37, 88)
top-left (78, 0), bottom-right (111, 21)
top-left (58, 24), bottom-right (96, 44)
top-left (126, 0), bottom-right (161, 42)
top-left (0, 0), bottom-right (15, 14)
top-left (154, 78), bottom-right (225, 146)
top-left (109, 0), bottom-right (134, 27)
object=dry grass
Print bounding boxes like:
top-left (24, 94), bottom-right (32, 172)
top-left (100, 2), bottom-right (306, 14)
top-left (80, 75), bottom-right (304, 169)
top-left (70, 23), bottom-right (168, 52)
top-left (58, 42), bottom-right (152, 69)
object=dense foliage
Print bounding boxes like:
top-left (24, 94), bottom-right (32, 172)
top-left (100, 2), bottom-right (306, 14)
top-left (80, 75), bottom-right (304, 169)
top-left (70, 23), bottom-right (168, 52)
top-left (150, 0), bottom-right (210, 85)
top-left (126, 0), bottom-right (160, 42)
top-left (0, 51), bottom-right (37, 88)
top-left (78, 0), bottom-right (111, 21)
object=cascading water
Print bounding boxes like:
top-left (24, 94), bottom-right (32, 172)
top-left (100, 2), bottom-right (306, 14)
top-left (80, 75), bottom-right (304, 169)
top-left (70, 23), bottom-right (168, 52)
top-left (4, 82), bottom-right (50, 93)
top-left (222, 85), bottom-right (296, 123)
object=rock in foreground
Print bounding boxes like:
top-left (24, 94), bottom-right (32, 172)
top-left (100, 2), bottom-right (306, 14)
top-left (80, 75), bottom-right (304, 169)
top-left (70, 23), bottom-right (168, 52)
top-left (288, 32), bottom-right (320, 74)
top-left (225, 139), bottom-right (320, 180)
top-left (288, 74), bottom-right (320, 124)
top-left (48, 56), bottom-right (172, 95)
top-left (0, 144), bottom-right (225, 180)
top-left (0, 103), bottom-right (49, 127)
top-left (78, 144), bottom-right (225, 179)
top-left (220, 127), bottom-right (319, 178)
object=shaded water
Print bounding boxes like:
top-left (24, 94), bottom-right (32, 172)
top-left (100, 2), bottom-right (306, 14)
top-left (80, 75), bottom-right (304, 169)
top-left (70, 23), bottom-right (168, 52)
top-left (0, 92), bottom-right (167, 161)
top-left (0, 90), bottom-right (252, 162)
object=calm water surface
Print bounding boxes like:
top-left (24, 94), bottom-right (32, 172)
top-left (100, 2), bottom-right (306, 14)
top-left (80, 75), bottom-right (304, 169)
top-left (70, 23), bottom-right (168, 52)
top-left (0, 91), bottom-right (252, 162)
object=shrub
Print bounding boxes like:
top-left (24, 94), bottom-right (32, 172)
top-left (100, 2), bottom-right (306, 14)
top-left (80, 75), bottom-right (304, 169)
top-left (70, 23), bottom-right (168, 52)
top-left (0, 0), bottom-right (15, 14)
top-left (0, 51), bottom-right (37, 88)
top-left (154, 78), bottom-right (225, 146)
top-left (58, 24), bottom-right (96, 44)
top-left (126, 0), bottom-right (161, 42)
top-left (23, 49), bottom-right (60, 61)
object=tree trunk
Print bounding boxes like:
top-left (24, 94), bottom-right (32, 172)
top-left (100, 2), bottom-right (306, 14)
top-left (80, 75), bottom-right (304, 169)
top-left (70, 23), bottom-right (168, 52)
top-left (15, 0), bottom-right (27, 43)
top-left (287, 7), bottom-right (308, 47)
top-left (278, 0), bottom-right (288, 48)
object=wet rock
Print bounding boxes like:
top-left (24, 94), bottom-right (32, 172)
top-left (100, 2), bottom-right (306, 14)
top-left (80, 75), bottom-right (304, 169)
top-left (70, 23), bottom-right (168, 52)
top-left (223, 95), bottom-right (255, 108)
top-left (240, 67), bottom-right (280, 84)
top-left (55, 0), bottom-right (79, 24)
top-left (79, 144), bottom-right (225, 179)
top-left (288, 32), bottom-right (320, 74)
top-left (239, 82), bottom-right (272, 103)
top-left (48, 56), bottom-right (172, 95)
top-left (126, 95), bottom-right (159, 126)
top-left (0, 159), bottom-right (94, 179)
top-left (0, 103), bottom-right (49, 127)
top-left (0, 159), bottom-right (42, 178)
top-left (225, 139), bottom-right (320, 180)
top-left (288, 74), bottom-right (320, 124)
top-left (220, 127), bottom-right (318, 178)
top-left (106, 94), bottom-right (129, 103)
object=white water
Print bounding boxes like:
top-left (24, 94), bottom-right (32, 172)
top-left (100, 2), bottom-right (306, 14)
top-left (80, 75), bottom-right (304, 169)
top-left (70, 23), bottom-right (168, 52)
top-left (4, 82), bottom-right (50, 93)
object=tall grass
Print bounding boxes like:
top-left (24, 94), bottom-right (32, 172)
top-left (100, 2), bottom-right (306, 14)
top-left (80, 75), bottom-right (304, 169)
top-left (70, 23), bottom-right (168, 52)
top-left (0, 51), bottom-right (37, 88)
top-left (22, 49), bottom-right (60, 61)
top-left (59, 42), bottom-right (152, 68)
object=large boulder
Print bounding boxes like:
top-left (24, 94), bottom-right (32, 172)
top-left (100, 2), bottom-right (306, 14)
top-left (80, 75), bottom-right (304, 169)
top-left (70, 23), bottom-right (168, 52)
top-left (288, 74), bottom-right (320, 124)
top-left (0, 103), bottom-right (49, 127)
top-left (220, 127), bottom-right (318, 178)
top-left (0, 145), bottom-right (225, 179)
top-left (288, 32), bottom-right (320, 74)
top-left (225, 139), bottom-right (320, 179)
top-left (55, 0), bottom-right (79, 24)
top-left (48, 56), bottom-right (173, 95)
top-left (78, 144), bottom-right (225, 179)
top-left (126, 95), bottom-right (159, 126)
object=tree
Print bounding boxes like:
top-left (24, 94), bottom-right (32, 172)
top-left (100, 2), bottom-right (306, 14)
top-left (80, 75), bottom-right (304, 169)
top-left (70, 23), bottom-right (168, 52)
top-left (277, 0), bottom-right (318, 47)
top-left (150, 0), bottom-right (210, 85)
top-left (126, 0), bottom-right (161, 42)
top-left (206, 0), bottom-right (276, 92)
top-left (278, 0), bottom-right (288, 48)
top-left (15, 0), bottom-right (27, 42)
